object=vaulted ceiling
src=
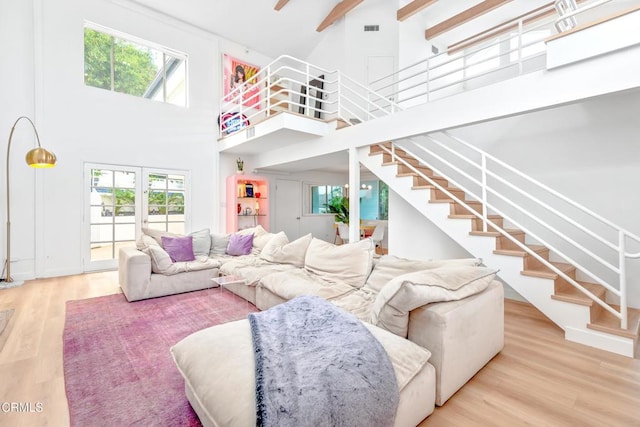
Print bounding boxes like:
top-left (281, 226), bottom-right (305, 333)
top-left (128, 0), bottom-right (555, 58)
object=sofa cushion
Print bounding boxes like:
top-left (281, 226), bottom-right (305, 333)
top-left (141, 227), bottom-right (181, 246)
top-left (227, 233), bottom-right (254, 256)
top-left (330, 288), bottom-right (378, 322)
top-left (304, 238), bottom-right (374, 289)
top-left (237, 225), bottom-right (272, 255)
top-left (259, 269), bottom-right (354, 302)
top-left (146, 244), bottom-right (219, 275)
top-left (161, 236), bottom-right (196, 262)
top-left (219, 257), bottom-right (299, 286)
top-left (146, 245), bottom-right (176, 274)
top-left (260, 232), bottom-right (312, 267)
top-left (365, 256), bottom-right (483, 293)
top-left (371, 266), bottom-right (498, 337)
top-left (189, 228), bottom-right (211, 257)
top-left (170, 319), bottom-right (431, 427)
top-left (136, 233), bottom-right (159, 250)
top-left (210, 233), bottom-right (230, 256)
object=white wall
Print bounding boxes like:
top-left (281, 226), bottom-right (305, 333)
top-left (0, 0), bottom-right (272, 279)
top-left (306, 0), bottom-right (399, 83)
top-left (0, 0), bottom-right (38, 278)
top-left (389, 190), bottom-right (470, 260)
top-left (262, 170), bottom-right (349, 243)
top-left (450, 89), bottom-right (640, 308)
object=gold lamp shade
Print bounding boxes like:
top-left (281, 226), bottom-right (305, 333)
top-left (26, 147), bottom-right (57, 168)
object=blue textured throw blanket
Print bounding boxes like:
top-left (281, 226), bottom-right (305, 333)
top-left (248, 295), bottom-right (399, 427)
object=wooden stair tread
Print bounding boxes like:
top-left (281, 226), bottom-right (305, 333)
top-left (551, 281), bottom-right (607, 306)
top-left (493, 245), bottom-right (547, 257)
top-left (587, 306), bottom-right (640, 339)
top-left (521, 262), bottom-right (575, 279)
top-left (469, 228), bottom-right (523, 237)
top-left (440, 199), bottom-right (481, 204)
top-left (407, 184), bottom-right (460, 191)
top-left (449, 214), bottom-right (502, 220)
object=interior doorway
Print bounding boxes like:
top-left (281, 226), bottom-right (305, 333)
top-left (274, 179), bottom-right (301, 240)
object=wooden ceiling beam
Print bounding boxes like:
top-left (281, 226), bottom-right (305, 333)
top-left (317, 0), bottom-right (365, 32)
top-left (397, 0), bottom-right (438, 22)
top-left (448, 2), bottom-right (555, 54)
top-left (274, 0), bottom-right (290, 11)
top-left (425, 0), bottom-right (513, 40)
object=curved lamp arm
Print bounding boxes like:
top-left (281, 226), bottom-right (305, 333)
top-left (3, 116), bottom-right (57, 284)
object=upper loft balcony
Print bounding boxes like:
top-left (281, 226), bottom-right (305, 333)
top-left (216, 55), bottom-right (400, 154)
top-left (218, 1), bottom-right (640, 161)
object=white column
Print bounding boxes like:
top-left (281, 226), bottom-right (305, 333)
top-left (348, 147), bottom-right (360, 242)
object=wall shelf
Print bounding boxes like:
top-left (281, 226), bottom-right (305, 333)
top-left (226, 174), bottom-right (269, 233)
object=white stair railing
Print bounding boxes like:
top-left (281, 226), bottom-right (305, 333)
top-left (219, 55), bottom-right (399, 137)
top-left (369, 0), bottom-right (618, 108)
top-left (376, 134), bottom-right (639, 330)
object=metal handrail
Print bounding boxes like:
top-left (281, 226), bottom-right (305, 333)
top-left (369, 0), bottom-right (613, 106)
top-left (218, 55), bottom-right (398, 137)
top-left (376, 132), bottom-right (636, 329)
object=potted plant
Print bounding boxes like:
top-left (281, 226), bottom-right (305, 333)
top-left (326, 196), bottom-right (349, 224)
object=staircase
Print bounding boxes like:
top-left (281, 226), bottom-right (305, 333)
top-left (362, 140), bottom-right (640, 357)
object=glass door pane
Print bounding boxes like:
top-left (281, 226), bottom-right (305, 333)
top-left (144, 170), bottom-right (188, 235)
top-left (85, 164), bottom-right (140, 271)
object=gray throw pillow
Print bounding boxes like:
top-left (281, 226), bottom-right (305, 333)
top-left (189, 228), bottom-right (211, 257)
top-left (210, 233), bottom-right (230, 256)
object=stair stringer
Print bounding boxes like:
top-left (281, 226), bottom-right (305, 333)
top-left (359, 148), bottom-right (636, 357)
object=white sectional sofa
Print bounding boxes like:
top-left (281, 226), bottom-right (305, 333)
top-left (119, 225), bottom-right (505, 423)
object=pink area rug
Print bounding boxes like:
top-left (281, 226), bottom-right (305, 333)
top-left (63, 288), bottom-right (257, 426)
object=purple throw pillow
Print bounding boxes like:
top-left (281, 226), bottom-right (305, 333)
top-left (226, 233), bottom-right (254, 256)
top-left (161, 235), bottom-right (196, 262)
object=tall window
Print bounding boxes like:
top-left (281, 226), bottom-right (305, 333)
top-left (360, 180), bottom-right (389, 220)
top-left (311, 185), bottom-right (345, 214)
top-left (84, 23), bottom-right (187, 106)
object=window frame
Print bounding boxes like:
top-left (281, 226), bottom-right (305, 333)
top-left (83, 21), bottom-right (189, 106)
top-left (83, 163), bottom-right (191, 272)
top-left (304, 183), bottom-right (347, 216)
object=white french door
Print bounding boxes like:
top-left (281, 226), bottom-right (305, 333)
top-left (83, 164), bottom-right (190, 272)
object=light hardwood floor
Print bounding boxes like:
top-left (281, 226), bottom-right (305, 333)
top-left (0, 272), bottom-right (638, 426)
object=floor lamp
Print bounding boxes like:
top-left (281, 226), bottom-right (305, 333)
top-left (2, 116), bottom-right (57, 288)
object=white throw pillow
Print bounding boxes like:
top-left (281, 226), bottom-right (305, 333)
top-left (210, 233), bottom-right (230, 256)
top-left (304, 238), bottom-right (374, 289)
top-left (371, 266), bottom-right (498, 337)
top-left (365, 255), bottom-right (483, 293)
top-left (141, 227), bottom-right (181, 246)
top-left (146, 245), bottom-right (179, 275)
top-left (189, 228), bottom-right (211, 257)
top-left (260, 232), bottom-right (312, 267)
top-left (136, 234), bottom-right (159, 250)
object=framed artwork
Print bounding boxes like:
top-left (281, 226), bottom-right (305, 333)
top-left (223, 54), bottom-right (261, 108)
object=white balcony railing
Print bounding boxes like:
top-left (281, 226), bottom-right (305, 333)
top-left (369, 0), bottom-right (620, 108)
top-left (218, 55), bottom-right (400, 138)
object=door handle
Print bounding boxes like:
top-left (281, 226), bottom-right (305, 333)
top-left (296, 217), bottom-right (300, 220)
